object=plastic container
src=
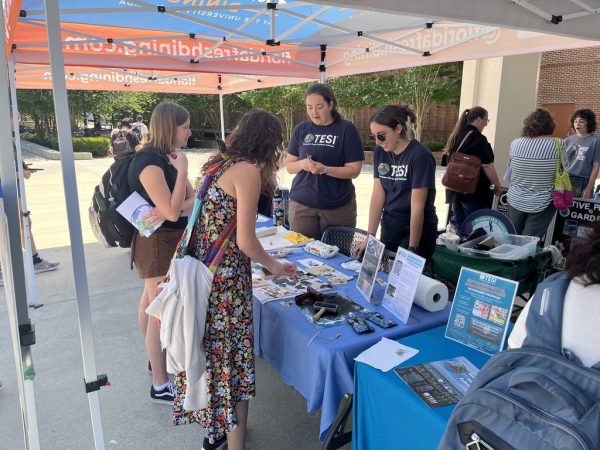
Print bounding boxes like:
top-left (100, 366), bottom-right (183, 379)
top-left (458, 233), bottom-right (539, 259)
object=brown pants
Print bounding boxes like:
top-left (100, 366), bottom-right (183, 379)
top-left (288, 198), bottom-right (357, 240)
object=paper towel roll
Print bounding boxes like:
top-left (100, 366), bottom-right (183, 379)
top-left (413, 275), bottom-right (448, 312)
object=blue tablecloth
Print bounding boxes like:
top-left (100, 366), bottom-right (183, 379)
top-left (351, 326), bottom-right (492, 450)
top-left (252, 239), bottom-right (450, 441)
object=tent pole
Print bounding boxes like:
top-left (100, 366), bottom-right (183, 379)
top-left (218, 76), bottom-right (225, 140)
top-left (43, 0), bottom-right (106, 448)
top-left (9, 57), bottom-right (41, 309)
top-left (0, 8), bottom-right (41, 449)
top-left (319, 44), bottom-right (327, 82)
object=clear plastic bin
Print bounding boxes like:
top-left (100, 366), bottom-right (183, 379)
top-left (458, 233), bottom-right (539, 259)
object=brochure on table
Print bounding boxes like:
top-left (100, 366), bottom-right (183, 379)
top-left (116, 191), bottom-right (164, 237)
top-left (446, 268), bottom-right (518, 355)
top-left (381, 248), bottom-right (426, 324)
top-left (356, 235), bottom-right (385, 303)
top-left (395, 356), bottom-right (480, 408)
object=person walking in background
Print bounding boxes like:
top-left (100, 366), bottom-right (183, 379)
top-left (109, 118), bottom-right (141, 159)
top-left (360, 105), bottom-right (438, 260)
top-left (444, 107), bottom-right (503, 227)
top-left (132, 114), bottom-right (149, 145)
top-left (506, 108), bottom-right (560, 239)
top-left (127, 103), bottom-right (195, 405)
top-left (564, 109), bottom-right (600, 198)
top-left (285, 83), bottom-right (364, 240)
top-left (172, 109), bottom-right (296, 450)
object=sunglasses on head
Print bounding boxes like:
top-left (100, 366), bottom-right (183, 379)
top-left (369, 131), bottom-right (388, 142)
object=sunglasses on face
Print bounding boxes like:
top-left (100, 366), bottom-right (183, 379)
top-left (369, 131), bottom-right (389, 142)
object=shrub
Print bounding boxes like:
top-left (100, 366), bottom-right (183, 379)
top-left (21, 133), bottom-right (110, 157)
top-left (72, 137), bottom-right (110, 157)
top-left (422, 140), bottom-right (447, 152)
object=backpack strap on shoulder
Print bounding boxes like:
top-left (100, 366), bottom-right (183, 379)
top-left (521, 272), bottom-right (571, 353)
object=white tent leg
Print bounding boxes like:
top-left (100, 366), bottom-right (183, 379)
top-left (8, 57), bottom-right (40, 308)
top-left (219, 87), bottom-right (225, 140)
top-left (44, 0), bottom-right (106, 448)
top-left (0, 7), bottom-right (41, 450)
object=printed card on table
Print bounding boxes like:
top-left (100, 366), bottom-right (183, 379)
top-left (116, 191), bottom-right (164, 237)
top-left (382, 248), bottom-right (426, 324)
top-left (356, 235), bottom-right (385, 303)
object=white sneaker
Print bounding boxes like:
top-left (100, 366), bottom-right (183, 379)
top-left (33, 258), bottom-right (59, 274)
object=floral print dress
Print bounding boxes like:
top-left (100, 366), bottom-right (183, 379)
top-left (172, 159), bottom-right (255, 441)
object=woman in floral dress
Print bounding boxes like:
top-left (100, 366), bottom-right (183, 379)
top-left (173, 109), bottom-right (296, 450)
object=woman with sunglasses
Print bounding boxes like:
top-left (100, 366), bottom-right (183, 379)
top-left (361, 105), bottom-right (438, 260)
top-left (285, 83), bottom-right (364, 239)
top-left (444, 107), bottom-right (503, 228)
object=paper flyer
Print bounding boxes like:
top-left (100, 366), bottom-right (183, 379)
top-left (356, 235), bottom-right (385, 303)
top-left (395, 356), bottom-right (480, 408)
top-left (382, 248), bottom-right (426, 323)
top-left (445, 268), bottom-right (518, 355)
top-left (116, 191), bottom-right (164, 237)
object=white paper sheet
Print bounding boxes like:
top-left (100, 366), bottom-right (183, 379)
top-left (354, 337), bottom-right (419, 372)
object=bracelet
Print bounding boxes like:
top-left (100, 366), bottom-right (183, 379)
top-left (408, 245), bottom-right (418, 253)
top-left (322, 166), bottom-right (328, 175)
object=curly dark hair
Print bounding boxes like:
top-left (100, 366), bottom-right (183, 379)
top-left (566, 220), bottom-right (600, 285)
top-left (570, 108), bottom-right (597, 133)
top-left (369, 104), bottom-right (417, 140)
top-left (521, 108), bottom-right (555, 138)
top-left (203, 109), bottom-right (283, 194)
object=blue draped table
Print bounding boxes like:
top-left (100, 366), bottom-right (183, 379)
top-left (252, 220), bottom-right (450, 440)
top-left (351, 325), bottom-right (492, 450)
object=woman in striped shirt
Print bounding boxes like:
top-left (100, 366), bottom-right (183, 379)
top-left (506, 108), bottom-right (561, 239)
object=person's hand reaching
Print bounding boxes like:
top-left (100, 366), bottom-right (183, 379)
top-left (269, 260), bottom-right (297, 279)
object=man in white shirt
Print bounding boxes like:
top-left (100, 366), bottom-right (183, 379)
top-left (132, 115), bottom-right (149, 145)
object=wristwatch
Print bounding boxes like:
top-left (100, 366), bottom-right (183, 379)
top-left (408, 245), bottom-right (418, 253)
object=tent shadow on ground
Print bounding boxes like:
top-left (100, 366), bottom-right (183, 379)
top-left (0, 242), bottom-right (341, 450)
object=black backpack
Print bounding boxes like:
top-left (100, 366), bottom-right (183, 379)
top-left (111, 130), bottom-right (132, 158)
top-left (88, 152), bottom-right (136, 248)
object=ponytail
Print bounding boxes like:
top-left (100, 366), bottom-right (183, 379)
top-left (446, 106), bottom-right (487, 155)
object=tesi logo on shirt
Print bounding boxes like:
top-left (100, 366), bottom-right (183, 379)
top-left (378, 162), bottom-right (408, 178)
top-left (303, 133), bottom-right (338, 146)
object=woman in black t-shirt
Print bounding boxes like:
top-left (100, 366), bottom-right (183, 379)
top-left (128, 102), bottom-right (195, 404)
top-left (285, 83), bottom-right (364, 239)
top-left (361, 105), bottom-right (438, 260)
top-left (445, 107), bottom-right (503, 227)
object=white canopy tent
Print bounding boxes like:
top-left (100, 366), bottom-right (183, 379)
top-left (1, 1), bottom-right (599, 449)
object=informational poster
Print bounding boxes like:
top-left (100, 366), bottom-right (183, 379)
top-left (549, 198), bottom-right (600, 263)
top-left (356, 235), bottom-right (385, 303)
top-left (381, 248), bottom-right (426, 323)
top-left (446, 268), bottom-right (518, 355)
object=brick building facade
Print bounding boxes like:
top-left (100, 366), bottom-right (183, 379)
top-left (537, 47), bottom-right (600, 137)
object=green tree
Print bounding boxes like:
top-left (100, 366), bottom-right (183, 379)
top-left (328, 74), bottom-right (382, 124)
top-left (378, 62), bottom-right (462, 140)
top-left (240, 83), bottom-right (307, 145)
top-left (17, 90), bottom-right (56, 139)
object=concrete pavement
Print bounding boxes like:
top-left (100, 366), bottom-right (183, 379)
top-left (0, 148), bottom-right (449, 449)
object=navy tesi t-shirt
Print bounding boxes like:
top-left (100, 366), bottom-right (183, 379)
top-left (373, 140), bottom-right (437, 227)
top-left (288, 119), bottom-right (364, 209)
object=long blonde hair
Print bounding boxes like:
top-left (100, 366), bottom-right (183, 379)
top-left (145, 102), bottom-right (189, 156)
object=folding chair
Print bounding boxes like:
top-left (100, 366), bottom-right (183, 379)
top-left (321, 226), bottom-right (368, 258)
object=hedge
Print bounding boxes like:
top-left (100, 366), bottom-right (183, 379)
top-left (422, 140), bottom-right (447, 152)
top-left (21, 133), bottom-right (111, 157)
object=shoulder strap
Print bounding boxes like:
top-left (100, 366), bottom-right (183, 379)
top-left (175, 159), bottom-right (237, 270)
top-left (522, 271), bottom-right (571, 353)
top-left (555, 137), bottom-right (565, 172)
top-left (454, 130), bottom-right (474, 154)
